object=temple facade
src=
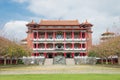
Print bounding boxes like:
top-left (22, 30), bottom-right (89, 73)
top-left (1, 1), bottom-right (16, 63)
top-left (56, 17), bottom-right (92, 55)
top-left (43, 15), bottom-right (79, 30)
top-left (100, 29), bottom-right (115, 42)
top-left (26, 20), bottom-right (93, 58)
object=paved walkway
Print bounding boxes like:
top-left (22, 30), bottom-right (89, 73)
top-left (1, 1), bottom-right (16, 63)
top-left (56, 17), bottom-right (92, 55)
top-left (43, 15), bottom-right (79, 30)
top-left (0, 65), bottom-right (120, 74)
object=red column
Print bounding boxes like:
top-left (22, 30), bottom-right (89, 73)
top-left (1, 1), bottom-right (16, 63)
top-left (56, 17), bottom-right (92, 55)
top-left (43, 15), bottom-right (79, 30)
top-left (45, 32), bottom-right (47, 40)
top-left (64, 52), bottom-right (66, 57)
top-left (72, 43), bottom-right (74, 49)
top-left (44, 53), bottom-right (47, 58)
top-left (64, 43), bottom-right (66, 50)
top-left (79, 32), bottom-right (81, 39)
top-left (81, 32), bottom-right (82, 39)
top-left (72, 31), bottom-right (74, 40)
top-left (72, 52), bottom-right (74, 58)
top-left (53, 43), bottom-right (55, 49)
top-left (53, 32), bottom-right (55, 40)
top-left (45, 43), bottom-right (46, 50)
top-left (37, 31), bottom-right (38, 39)
top-left (64, 31), bottom-right (66, 40)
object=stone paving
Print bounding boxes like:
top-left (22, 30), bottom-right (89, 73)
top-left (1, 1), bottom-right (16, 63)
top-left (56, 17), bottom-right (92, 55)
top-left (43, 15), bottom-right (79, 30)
top-left (0, 65), bottom-right (120, 74)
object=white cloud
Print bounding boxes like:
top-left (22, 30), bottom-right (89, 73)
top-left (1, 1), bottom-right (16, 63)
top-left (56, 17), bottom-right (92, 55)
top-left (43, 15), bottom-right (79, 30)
top-left (12, 0), bottom-right (120, 44)
top-left (2, 21), bottom-right (28, 41)
top-left (12, 0), bottom-right (28, 3)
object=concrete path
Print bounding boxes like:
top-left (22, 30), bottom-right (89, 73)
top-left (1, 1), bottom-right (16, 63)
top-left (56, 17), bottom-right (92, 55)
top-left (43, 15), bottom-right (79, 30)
top-left (0, 65), bottom-right (120, 74)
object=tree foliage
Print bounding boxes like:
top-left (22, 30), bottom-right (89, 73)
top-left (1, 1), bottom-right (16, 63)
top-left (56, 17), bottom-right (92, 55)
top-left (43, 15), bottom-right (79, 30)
top-left (89, 36), bottom-right (120, 64)
top-left (0, 36), bottom-right (31, 65)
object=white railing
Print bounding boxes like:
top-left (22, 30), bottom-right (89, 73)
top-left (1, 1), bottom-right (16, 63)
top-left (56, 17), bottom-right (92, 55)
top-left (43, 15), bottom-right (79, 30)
top-left (46, 39), bottom-right (54, 41)
top-left (38, 48), bottom-right (46, 50)
top-left (55, 39), bottom-right (64, 41)
top-left (82, 48), bottom-right (86, 50)
top-left (74, 48), bottom-right (81, 50)
top-left (33, 39), bottom-right (37, 41)
top-left (33, 48), bottom-right (86, 51)
top-left (74, 38), bottom-right (81, 41)
top-left (33, 48), bottom-right (37, 50)
top-left (38, 38), bottom-right (45, 41)
top-left (65, 39), bottom-right (72, 41)
top-left (81, 38), bottom-right (86, 41)
top-left (47, 48), bottom-right (54, 50)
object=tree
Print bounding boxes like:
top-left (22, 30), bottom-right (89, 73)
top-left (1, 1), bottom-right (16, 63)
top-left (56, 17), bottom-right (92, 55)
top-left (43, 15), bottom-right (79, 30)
top-left (89, 35), bottom-right (120, 65)
top-left (0, 36), bottom-right (31, 65)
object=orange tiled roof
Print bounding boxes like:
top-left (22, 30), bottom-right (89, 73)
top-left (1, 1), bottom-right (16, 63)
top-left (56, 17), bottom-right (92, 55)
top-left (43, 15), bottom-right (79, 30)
top-left (101, 32), bottom-right (115, 36)
top-left (39, 20), bottom-right (80, 26)
top-left (21, 38), bottom-right (27, 41)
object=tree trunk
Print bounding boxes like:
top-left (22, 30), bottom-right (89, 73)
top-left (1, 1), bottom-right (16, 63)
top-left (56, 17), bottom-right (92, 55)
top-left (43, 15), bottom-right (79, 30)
top-left (101, 58), bottom-right (103, 64)
top-left (118, 57), bottom-right (120, 65)
top-left (4, 57), bottom-right (7, 65)
top-left (16, 57), bottom-right (18, 64)
top-left (10, 57), bottom-right (12, 65)
top-left (111, 56), bottom-right (113, 64)
top-left (105, 58), bottom-right (108, 64)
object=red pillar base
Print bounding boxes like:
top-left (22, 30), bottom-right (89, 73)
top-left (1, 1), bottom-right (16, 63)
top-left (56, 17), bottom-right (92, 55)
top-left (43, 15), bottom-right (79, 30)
top-left (44, 53), bottom-right (47, 58)
top-left (64, 53), bottom-right (66, 57)
top-left (72, 53), bottom-right (74, 58)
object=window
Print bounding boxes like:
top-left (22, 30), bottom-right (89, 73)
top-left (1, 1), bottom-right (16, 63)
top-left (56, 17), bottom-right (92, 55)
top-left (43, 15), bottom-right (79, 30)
top-left (33, 32), bottom-right (37, 38)
top-left (82, 32), bottom-right (85, 38)
top-left (82, 43), bottom-right (85, 48)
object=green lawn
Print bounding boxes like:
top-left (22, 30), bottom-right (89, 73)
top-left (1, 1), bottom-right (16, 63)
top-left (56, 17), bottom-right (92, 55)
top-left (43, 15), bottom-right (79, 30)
top-left (0, 74), bottom-right (120, 80)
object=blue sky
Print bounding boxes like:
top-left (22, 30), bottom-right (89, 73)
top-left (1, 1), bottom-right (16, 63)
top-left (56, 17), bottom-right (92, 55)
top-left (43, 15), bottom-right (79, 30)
top-left (0, 0), bottom-right (33, 27)
top-left (0, 0), bottom-right (120, 44)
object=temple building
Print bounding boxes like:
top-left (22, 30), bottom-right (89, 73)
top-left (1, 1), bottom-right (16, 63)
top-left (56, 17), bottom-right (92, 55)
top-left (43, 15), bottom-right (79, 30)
top-left (100, 29), bottom-right (115, 42)
top-left (26, 20), bottom-right (93, 58)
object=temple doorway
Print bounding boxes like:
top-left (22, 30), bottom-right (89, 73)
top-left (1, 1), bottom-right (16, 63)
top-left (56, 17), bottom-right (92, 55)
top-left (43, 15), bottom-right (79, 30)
top-left (66, 53), bottom-right (72, 58)
top-left (47, 53), bottom-right (53, 58)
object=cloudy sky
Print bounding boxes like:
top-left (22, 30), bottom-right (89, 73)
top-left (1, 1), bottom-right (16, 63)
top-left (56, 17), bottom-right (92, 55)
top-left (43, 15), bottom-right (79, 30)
top-left (0, 0), bottom-right (120, 44)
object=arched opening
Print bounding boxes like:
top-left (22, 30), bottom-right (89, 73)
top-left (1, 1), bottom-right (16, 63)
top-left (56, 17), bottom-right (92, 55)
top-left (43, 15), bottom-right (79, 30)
top-left (66, 53), bottom-right (72, 58)
top-left (47, 53), bottom-right (53, 58)
top-left (56, 31), bottom-right (63, 39)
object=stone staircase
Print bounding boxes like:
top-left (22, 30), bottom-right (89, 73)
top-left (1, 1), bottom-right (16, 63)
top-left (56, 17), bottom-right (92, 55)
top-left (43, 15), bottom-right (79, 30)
top-left (44, 58), bottom-right (75, 65)
top-left (44, 58), bottom-right (53, 65)
top-left (66, 58), bottom-right (75, 65)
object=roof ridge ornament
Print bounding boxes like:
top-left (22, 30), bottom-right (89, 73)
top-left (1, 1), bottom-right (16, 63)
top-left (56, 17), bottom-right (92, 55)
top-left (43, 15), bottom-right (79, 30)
top-left (31, 20), bottom-right (34, 24)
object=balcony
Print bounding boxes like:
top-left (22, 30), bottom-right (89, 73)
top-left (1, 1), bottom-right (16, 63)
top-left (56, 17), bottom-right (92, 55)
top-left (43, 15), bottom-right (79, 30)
top-left (47, 48), bottom-right (54, 50)
top-left (65, 48), bottom-right (73, 50)
top-left (74, 48), bottom-right (81, 50)
top-left (81, 48), bottom-right (86, 50)
top-left (46, 38), bottom-right (54, 41)
top-left (55, 38), bottom-right (64, 41)
top-left (65, 38), bottom-right (72, 41)
top-left (81, 38), bottom-right (86, 41)
top-left (38, 48), bottom-right (46, 50)
top-left (33, 39), bottom-right (37, 41)
top-left (38, 38), bottom-right (45, 41)
top-left (74, 38), bottom-right (81, 41)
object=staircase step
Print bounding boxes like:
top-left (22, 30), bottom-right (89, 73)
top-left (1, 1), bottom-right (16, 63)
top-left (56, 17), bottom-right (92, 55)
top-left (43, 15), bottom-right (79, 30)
top-left (44, 59), bottom-right (53, 65)
top-left (66, 58), bottom-right (75, 65)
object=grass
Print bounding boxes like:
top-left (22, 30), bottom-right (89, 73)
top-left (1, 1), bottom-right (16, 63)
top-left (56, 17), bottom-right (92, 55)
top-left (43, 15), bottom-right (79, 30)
top-left (0, 74), bottom-right (120, 80)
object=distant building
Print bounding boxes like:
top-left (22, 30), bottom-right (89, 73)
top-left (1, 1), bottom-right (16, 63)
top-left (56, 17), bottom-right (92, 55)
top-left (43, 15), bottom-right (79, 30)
top-left (21, 38), bottom-right (27, 45)
top-left (26, 20), bottom-right (93, 58)
top-left (100, 29), bottom-right (115, 42)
